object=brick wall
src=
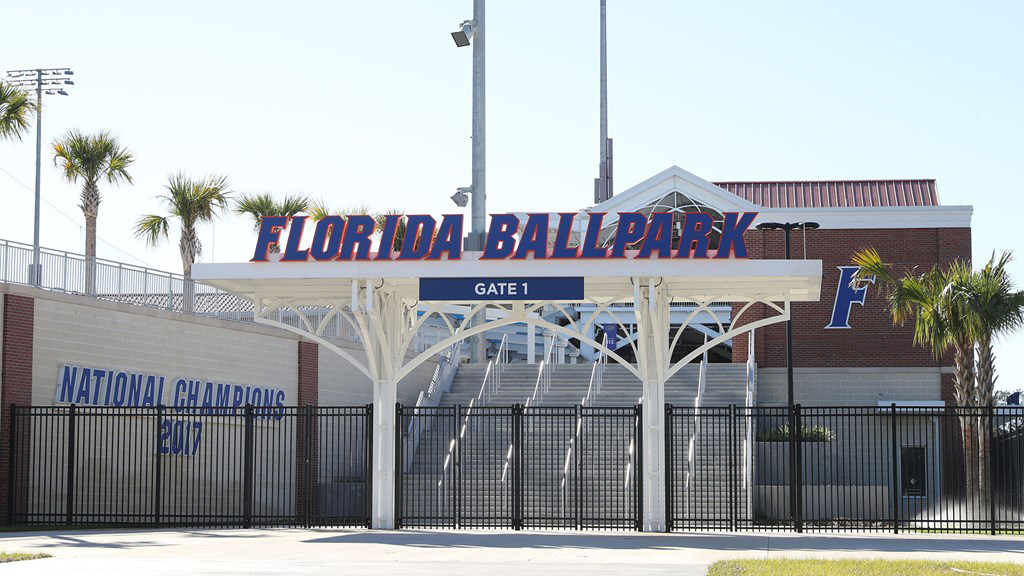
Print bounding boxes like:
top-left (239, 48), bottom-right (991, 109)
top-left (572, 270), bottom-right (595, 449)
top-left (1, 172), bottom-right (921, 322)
top-left (1, 294), bottom-right (34, 523)
top-left (756, 367), bottom-right (942, 406)
top-left (733, 227), bottom-right (971, 402)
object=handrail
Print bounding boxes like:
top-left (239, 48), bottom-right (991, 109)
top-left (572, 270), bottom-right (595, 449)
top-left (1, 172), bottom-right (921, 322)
top-left (559, 332), bottom-right (607, 514)
top-left (499, 332), bottom-right (556, 484)
top-left (623, 394), bottom-right (643, 489)
top-left (742, 330), bottom-right (757, 518)
top-left (683, 335), bottom-right (710, 513)
top-left (402, 342), bottom-right (461, 472)
top-left (437, 355), bottom-right (499, 507)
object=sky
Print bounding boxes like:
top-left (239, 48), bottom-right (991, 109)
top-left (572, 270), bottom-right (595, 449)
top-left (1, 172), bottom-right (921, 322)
top-left (1, 1), bottom-right (1022, 390)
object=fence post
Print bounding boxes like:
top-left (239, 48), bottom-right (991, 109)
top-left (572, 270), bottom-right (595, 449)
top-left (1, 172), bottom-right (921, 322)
top-left (454, 404), bottom-right (462, 529)
top-left (365, 403), bottom-right (373, 529)
top-left (890, 403), bottom-right (899, 534)
top-left (794, 404), bottom-right (803, 533)
top-left (989, 405), bottom-right (996, 536)
top-left (393, 403), bottom-right (402, 530)
top-left (243, 404), bottom-right (254, 528)
top-left (634, 403), bottom-right (643, 532)
top-left (304, 404), bottom-right (313, 529)
top-left (154, 404), bottom-right (163, 526)
top-left (66, 404), bottom-right (77, 526)
top-left (574, 403), bottom-right (582, 530)
top-left (512, 403), bottom-right (523, 530)
top-left (7, 404), bottom-right (16, 525)
top-left (664, 403), bottom-right (673, 531)
top-left (730, 404), bottom-right (737, 532)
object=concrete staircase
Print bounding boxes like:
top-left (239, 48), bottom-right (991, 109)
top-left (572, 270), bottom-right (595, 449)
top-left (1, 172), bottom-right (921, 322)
top-left (398, 361), bottom-right (750, 527)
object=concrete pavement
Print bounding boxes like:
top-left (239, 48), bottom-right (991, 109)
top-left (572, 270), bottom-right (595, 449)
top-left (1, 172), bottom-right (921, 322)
top-left (1, 528), bottom-right (1023, 575)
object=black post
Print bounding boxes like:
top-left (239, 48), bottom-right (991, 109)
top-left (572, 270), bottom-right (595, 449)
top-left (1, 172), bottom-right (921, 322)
top-left (635, 403), bottom-right (643, 532)
top-left (664, 403), bottom-right (673, 531)
top-left (154, 403), bottom-right (163, 527)
top-left (794, 403), bottom-right (803, 533)
top-left (512, 403), bottom-right (523, 530)
top-left (393, 403), bottom-right (401, 530)
top-left (890, 403), bottom-right (899, 534)
top-left (454, 404), bottom-right (462, 529)
top-left (784, 228), bottom-right (793, 408)
top-left (574, 404), bottom-right (582, 530)
top-left (66, 404), bottom-right (77, 526)
top-left (989, 405), bottom-right (996, 536)
top-left (305, 404), bottom-right (314, 528)
top-left (365, 403), bottom-right (373, 529)
top-left (243, 404), bottom-right (254, 528)
top-left (7, 404), bottom-right (17, 526)
top-left (730, 404), bottom-right (737, 532)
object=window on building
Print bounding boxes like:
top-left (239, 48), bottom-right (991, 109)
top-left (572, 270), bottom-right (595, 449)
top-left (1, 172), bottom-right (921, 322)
top-left (900, 446), bottom-right (927, 497)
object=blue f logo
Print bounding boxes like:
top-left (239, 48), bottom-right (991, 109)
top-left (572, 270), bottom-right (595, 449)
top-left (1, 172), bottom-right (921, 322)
top-left (826, 266), bottom-right (874, 329)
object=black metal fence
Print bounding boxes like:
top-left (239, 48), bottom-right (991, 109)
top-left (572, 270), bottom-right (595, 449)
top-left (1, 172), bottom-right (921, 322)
top-left (666, 404), bottom-right (1024, 534)
top-left (7, 404), bottom-right (372, 528)
top-left (396, 403), bottom-right (642, 530)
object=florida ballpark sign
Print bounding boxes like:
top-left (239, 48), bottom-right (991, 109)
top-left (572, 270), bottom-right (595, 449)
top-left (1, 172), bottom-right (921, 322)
top-left (250, 212), bottom-right (758, 262)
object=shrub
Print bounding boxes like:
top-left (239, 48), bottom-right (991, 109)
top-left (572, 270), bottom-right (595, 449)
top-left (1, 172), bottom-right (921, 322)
top-left (756, 423), bottom-right (835, 442)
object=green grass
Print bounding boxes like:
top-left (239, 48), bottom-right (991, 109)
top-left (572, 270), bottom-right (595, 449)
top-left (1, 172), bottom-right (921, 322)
top-left (708, 558), bottom-right (1024, 575)
top-left (0, 552), bottom-right (50, 563)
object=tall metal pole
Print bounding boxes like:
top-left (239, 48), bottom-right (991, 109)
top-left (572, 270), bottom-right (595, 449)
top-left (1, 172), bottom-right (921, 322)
top-left (598, 0), bottom-right (607, 202)
top-left (469, 0), bottom-right (487, 363)
top-left (32, 70), bottom-right (42, 287)
top-left (784, 228), bottom-right (793, 408)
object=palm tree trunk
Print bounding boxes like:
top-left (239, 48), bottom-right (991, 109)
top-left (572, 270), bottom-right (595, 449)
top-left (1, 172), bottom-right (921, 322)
top-left (952, 338), bottom-right (978, 502)
top-left (179, 226), bottom-right (199, 314)
top-left (976, 337), bottom-right (996, 518)
top-left (80, 180), bottom-right (101, 296)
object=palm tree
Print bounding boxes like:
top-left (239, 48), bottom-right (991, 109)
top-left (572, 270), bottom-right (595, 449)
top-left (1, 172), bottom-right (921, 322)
top-left (234, 193), bottom-right (310, 252)
top-left (0, 82), bottom-right (36, 141)
top-left (374, 210), bottom-right (407, 253)
top-left (954, 251), bottom-right (1024, 505)
top-left (52, 130), bottom-right (134, 295)
top-left (852, 249), bottom-right (981, 498)
top-left (134, 173), bottom-right (230, 313)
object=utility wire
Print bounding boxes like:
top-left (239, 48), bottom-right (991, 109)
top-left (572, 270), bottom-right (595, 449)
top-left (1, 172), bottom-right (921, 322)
top-left (0, 164), bottom-right (158, 269)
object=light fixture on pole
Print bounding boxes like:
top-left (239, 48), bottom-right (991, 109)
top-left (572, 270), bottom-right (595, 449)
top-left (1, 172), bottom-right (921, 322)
top-left (756, 220), bottom-right (819, 533)
top-left (452, 1), bottom-right (487, 363)
top-left (451, 187), bottom-right (470, 208)
top-left (4, 67), bottom-right (75, 287)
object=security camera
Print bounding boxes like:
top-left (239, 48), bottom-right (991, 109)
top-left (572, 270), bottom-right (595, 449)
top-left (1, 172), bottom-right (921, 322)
top-left (451, 187), bottom-right (470, 208)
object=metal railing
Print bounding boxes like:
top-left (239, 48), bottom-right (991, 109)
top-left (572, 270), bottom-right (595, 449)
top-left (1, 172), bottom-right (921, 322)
top-left (403, 343), bottom-right (463, 472)
top-left (682, 336), bottom-right (710, 513)
top-left (0, 238), bottom-right (369, 342)
top-left (397, 402), bottom-right (642, 531)
top-left (665, 404), bottom-right (1024, 534)
top-left (559, 332), bottom-right (607, 514)
top-left (8, 404), bottom-right (373, 529)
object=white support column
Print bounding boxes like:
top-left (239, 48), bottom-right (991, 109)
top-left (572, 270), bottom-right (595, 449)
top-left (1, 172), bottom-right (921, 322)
top-left (365, 280), bottom-right (402, 530)
top-left (635, 278), bottom-right (669, 531)
top-left (527, 325), bottom-right (536, 364)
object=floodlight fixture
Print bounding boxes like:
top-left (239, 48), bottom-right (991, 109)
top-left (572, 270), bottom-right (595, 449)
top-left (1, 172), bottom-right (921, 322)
top-left (57, 90), bottom-right (68, 95)
top-left (451, 20), bottom-right (474, 47)
top-left (451, 186), bottom-right (470, 207)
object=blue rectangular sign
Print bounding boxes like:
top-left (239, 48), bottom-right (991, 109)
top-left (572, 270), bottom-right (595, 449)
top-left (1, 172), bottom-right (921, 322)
top-left (419, 277), bottom-right (585, 301)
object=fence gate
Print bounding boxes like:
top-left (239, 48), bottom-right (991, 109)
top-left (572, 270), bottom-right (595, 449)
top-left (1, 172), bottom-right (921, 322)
top-left (7, 404), bottom-right (372, 528)
top-left (396, 403), bottom-right (641, 530)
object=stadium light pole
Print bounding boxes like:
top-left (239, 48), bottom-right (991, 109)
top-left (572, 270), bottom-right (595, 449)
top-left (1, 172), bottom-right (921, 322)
top-left (4, 67), bottom-right (75, 287)
top-left (452, 1), bottom-right (487, 363)
top-left (756, 220), bottom-right (818, 532)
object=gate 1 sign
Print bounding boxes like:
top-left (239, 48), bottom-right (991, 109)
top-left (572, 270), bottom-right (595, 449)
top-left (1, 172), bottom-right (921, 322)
top-left (419, 277), bottom-right (585, 301)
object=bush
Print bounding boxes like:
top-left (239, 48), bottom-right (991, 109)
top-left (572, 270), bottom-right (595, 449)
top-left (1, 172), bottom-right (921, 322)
top-left (756, 423), bottom-right (835, 442)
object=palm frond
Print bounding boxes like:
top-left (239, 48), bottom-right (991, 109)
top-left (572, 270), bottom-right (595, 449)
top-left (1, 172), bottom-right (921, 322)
top-left (0, 81), bottom-right (37, 141)
top-left (133, 214), bottom-right (170, 247)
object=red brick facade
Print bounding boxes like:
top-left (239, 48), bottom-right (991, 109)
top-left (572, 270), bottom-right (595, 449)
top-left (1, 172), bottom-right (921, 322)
top-left (1, 294), bottom-right (35, 524)
top-left (732, 227), bottom-right (971, 396)
top-left (296, 340), bottom-right (319, 520)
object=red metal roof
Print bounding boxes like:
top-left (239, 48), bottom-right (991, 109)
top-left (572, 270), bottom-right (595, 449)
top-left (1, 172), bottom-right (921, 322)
top-left (713, 180), bottom-right (939, 208)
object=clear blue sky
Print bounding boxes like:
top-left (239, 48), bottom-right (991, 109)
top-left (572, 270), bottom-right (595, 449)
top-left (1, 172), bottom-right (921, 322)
top-left (2, 1), bottom-right (1022, 389)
